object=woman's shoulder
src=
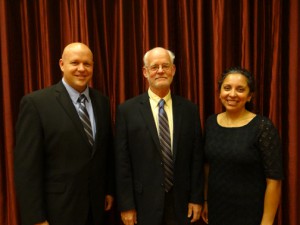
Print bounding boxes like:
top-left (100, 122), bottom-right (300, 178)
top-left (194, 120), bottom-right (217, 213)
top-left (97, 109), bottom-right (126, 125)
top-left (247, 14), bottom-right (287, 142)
top-left (252, 115), bottom-right (279, 137)
top-left (204, 114), bottom-right (218, 128)
top-left (206, 114), bottom-right (218, 122)
top-left (254, 115), bottom-right (276, 127)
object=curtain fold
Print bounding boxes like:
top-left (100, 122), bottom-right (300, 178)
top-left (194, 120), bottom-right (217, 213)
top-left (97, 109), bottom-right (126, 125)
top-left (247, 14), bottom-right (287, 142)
top-left (211, 0), bottom-right (225, 113)
top-left (0, 1), bottom-right (18, 225)
top-left (285, 0), bottom-right (300, 224)
top-left (0, 1), bottom-right (299, 225)
top-left (269, 0), bottom-right (282, 127)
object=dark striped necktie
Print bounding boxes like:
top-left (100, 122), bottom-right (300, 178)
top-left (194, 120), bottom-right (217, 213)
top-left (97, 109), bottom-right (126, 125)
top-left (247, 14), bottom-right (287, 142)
top-left (158, 99), bottom-right (174, 191)
top-left (77, 94), bottom-right (94, 146)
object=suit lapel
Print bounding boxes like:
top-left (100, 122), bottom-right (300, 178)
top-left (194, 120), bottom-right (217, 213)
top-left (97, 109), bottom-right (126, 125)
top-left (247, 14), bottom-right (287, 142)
top-left (172, 95), bottom-right (183, 160)
top-left (89, 89), bottom-right (102, 156)
top-left (138, 93), bottom-right (162, 152)
top-left (54, 81), bottom-right (92, 148)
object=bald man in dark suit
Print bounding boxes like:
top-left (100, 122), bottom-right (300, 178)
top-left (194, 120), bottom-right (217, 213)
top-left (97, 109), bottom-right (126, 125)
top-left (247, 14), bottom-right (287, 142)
top-left (115, 47), bottom-right (204, 225)
top-left (14, 43), bottom-right (114, 225)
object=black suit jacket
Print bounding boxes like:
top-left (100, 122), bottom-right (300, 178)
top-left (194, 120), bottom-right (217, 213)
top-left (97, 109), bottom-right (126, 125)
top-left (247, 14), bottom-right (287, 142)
top-left (14, 81), bottom-right (114, 225)
top-left (115, 92), bottom-right (203, 225)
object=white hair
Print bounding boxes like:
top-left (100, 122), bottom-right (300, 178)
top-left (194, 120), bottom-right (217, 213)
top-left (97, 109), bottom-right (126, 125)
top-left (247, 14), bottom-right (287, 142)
top-left (143, 47), bottom-right (175, 66)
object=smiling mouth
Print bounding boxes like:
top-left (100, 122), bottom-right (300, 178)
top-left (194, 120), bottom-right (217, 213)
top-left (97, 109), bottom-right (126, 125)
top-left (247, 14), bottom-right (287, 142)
top-left (76, 75), bottom-right (87, 79)
top-left (155, 77), bottom-right (167, 80)
top-left (227, 100), bottom-right (238, 105)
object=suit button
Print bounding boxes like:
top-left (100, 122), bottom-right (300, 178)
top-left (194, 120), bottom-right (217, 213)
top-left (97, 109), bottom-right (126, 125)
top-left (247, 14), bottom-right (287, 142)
top-left (160, 162), bottom-right (163, 166)
top-left (161, 183), bottom-right (164, 187)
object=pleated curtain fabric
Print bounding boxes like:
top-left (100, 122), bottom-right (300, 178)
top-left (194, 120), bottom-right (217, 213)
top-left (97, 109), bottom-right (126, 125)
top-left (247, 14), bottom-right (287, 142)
top-left (77, 94), bottom-right (94, 146)
top-left (158, 99), bottom-right (174, 192)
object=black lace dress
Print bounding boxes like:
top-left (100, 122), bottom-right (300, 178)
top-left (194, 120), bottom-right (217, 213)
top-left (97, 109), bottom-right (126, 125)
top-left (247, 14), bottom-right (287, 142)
top-left (204, 114), bottom-right (284, 225)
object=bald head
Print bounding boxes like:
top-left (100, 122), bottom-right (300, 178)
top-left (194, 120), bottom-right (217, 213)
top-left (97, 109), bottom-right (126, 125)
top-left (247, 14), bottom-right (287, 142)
top-left (59, 42), bottom-right (94, 93)
top-left (62, 42), bottom-right (93, 61)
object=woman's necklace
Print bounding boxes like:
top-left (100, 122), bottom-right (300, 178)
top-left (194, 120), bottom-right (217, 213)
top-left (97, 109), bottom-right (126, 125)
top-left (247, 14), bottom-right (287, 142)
top-left (220, 111), bottom-right (255, 127)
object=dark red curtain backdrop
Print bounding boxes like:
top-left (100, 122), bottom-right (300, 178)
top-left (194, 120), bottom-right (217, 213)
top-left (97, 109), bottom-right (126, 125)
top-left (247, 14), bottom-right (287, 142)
top-left (0, 0), bottom-right (299, 225)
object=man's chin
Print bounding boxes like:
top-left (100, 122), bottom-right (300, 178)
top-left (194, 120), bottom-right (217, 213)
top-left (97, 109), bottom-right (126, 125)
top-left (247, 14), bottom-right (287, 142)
top-left (155, 81), bottom-right (171, 88)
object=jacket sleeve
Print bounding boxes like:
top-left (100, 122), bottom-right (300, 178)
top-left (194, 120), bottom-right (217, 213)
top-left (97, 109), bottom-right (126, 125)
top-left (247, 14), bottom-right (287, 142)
top-left (14, 95), bottom-right (47, 224)
top-left (189, 105), bottom-right (204, 203)
top-left (114, 105), bottom-right (136, 211)
top-left (104, 97), bottom-right (115, 196)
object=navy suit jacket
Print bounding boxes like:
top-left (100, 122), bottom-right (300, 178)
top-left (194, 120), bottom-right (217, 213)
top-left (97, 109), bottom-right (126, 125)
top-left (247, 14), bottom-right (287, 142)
top-left (115, 92), bottom-right (204, 225)
top-left (14, 81), bottom-right (114, 225)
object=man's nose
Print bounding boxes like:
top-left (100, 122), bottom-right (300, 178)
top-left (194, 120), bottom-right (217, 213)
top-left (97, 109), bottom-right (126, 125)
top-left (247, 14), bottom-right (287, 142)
top-left (78, 63), bottom-right (85, 71)
top-left (157, 65), bottom-right (164, 73)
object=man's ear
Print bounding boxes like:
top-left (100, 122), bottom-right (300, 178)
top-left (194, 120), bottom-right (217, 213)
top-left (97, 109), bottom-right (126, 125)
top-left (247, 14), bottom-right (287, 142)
top-left (172, 64), bottom-right (176, 77)
top-left (59, 59), bottom-right (64, 72)
top-left (143, 67), bottom-right (148, 78)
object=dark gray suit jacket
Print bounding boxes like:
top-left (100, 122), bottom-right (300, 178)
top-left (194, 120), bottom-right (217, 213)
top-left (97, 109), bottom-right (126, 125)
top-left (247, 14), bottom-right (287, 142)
top-left (14, 81), bottom-right (114, 225)
top-left (115, 92), bottom-right (203, 225)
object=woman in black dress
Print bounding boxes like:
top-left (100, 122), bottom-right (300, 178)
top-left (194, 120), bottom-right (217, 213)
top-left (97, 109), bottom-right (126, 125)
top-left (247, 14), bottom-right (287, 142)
top-left (202, 67), bottom-right (283, 225)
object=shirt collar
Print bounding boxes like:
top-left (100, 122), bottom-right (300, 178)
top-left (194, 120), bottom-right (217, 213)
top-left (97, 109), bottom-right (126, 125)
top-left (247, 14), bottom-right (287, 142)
top-left (148, 88), bottom-right (171, 106)
top-left (62, 78), bottom-right (90, 103)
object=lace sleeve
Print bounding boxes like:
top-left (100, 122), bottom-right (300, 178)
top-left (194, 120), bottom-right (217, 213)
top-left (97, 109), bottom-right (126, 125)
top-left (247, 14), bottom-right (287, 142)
top-left (257, 116), bottom-right (284, 179)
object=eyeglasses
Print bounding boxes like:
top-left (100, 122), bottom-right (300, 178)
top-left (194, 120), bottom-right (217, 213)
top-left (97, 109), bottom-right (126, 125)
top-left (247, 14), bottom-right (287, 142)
top-left (145, 64), bottom-right (172, 72)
